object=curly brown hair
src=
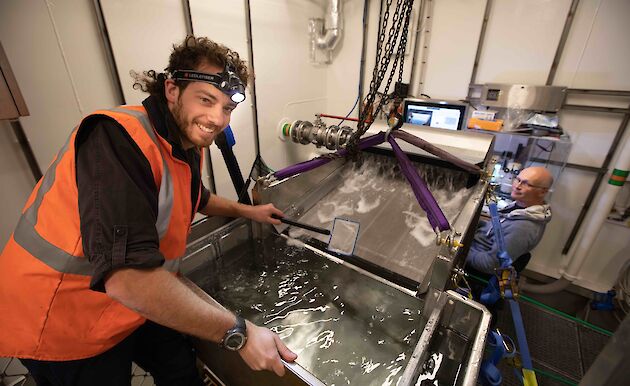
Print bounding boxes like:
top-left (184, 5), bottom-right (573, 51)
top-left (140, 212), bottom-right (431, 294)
top-left (132, 35), bottom-right (249, 98)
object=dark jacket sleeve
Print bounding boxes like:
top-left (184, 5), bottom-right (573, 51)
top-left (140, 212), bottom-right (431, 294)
top-left (76, 116), bottom-right (165, 292)
top-left (466, 219), bottom-right (540, 274)
top-left (198, 185), bottom-right (211, 212)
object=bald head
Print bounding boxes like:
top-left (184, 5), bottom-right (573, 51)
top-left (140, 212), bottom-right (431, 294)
top-left (525, 166), bottom-right (553, 188)
top-left (510, 166), bottom-right (553, 207)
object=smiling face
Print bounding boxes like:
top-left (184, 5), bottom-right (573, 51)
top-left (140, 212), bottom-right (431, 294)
top-left (164, 62), bottom-right (238, 149)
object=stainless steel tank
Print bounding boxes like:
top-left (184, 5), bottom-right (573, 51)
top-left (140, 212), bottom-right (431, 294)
top-left (182, 126), bottom-right (495, 385)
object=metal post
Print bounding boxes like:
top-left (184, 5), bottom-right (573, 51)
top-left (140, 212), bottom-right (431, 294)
top-left (10, 120), bottom-right (42, 182)
top-left (358, 0), bottom-right (370, 104)
top-left (469, 0), bottom-right (492, 87)
top-left (546, 0), bottom-right (580, 85)
top-left (182, 0), bottom-right (194, 35)
top-left (244, 0), bottom-right (261, 163)
top-left (91, 0), bottom-right (125, 105)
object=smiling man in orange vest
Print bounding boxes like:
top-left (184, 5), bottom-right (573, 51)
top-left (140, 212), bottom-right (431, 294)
top-left (0, 36), bottom-right (297, 385)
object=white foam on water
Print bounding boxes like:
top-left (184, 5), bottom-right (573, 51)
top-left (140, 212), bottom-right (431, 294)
top-left (403, 210), bottom-right (436, 247)
top-left (285, 228), bottom-right (308, 249)
top-left (356, 194), bottom-right (381, 213)
top-left (317, 201), bottom-right (355, 224)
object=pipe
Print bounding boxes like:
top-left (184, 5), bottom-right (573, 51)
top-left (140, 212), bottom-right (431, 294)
top-left (318, 113), bottom-right (358, 122)
top-left (563, 136), bottom-right (630, 281)
top-left (520, 276), bottom-right (571, 294)
top-left (314, 0), bottom-right (343, 50)
top-left (310, 0), bottom-right (343, 64)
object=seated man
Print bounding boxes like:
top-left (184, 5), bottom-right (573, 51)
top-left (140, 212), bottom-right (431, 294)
top-left (466, 166), bottom-right (553, 274)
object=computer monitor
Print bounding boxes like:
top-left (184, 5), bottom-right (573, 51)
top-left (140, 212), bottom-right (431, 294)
top-left (403, 99), bottom-right (467, 131)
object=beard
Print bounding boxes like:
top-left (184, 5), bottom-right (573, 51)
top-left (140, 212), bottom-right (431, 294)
top-left (172, 99), bottom-right (188, 135)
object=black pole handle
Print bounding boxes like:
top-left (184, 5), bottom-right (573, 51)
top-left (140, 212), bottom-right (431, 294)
top-left (272, 215), bottom-right (330, 236)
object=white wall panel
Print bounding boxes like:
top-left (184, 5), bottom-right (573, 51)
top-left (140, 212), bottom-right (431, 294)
top-left (528, 169), bottom-right (595, 278)
top-left (324, 0), bottom-right (364, 119)
top-left (420, 0), bottom-right (486, 100)
top-left (560, 110), bottom-right (623, 167)
top-left (190, 0), bottom-right (256, 200)
top-left (100, 0), bottom-right (188, 105)
top-left (0, 123), bottom-right (36, 247)
top-left (0, 0), bottom-right (91, 167)
top-left (554, 0), bottom-right (630, 90)
top-left (0, 0), bottom-right (117, 244)
top-left (476, 0), bottom-right (571, 85)
top-left (250, 0), bottom-right (327, 171)
top-left (573, 127), bottom-right (630, 292)
top-left (49, 0), bottom-right (120, 113)
top-left (362, 1), bottom-right (418, 99)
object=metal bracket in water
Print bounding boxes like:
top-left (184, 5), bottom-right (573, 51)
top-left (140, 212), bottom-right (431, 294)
top-left (398, 290), bottom-right (448, 386)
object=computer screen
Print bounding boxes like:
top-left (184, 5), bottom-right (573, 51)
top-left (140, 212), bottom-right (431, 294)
top-left (403, 100), bottom-right (467, 131)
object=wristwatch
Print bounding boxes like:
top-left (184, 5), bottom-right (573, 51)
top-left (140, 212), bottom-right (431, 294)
top-left (221, 316), bottom-right (248, 351)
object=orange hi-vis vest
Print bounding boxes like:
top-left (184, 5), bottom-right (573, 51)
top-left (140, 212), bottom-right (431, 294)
top-left (0, 106), bottom-right (202, 360)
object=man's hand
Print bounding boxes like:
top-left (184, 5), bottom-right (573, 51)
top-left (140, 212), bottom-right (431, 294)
top-left (239, 322), bottom-right (298, 377)
top-left (242, 203), bottom-right (283, 225)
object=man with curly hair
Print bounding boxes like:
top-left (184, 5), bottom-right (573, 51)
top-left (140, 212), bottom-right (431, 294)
top-left (0, 36), bottom-right (296, 385)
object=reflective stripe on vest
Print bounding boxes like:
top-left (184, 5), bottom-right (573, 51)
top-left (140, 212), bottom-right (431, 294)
top-left (13, 107), bottom-right (179, 275)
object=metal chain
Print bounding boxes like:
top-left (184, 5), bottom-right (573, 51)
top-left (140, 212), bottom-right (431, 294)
top-left (358, 0), bottom-right (396, 135)
top-left (349, 0), bottom-right (415, 157)
top-left (371, 1), bottom-right (413, 122)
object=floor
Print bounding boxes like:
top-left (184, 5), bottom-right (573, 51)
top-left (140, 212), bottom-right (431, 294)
top-left (478, 272), bottom-right (623, 386)
top-left (0, 360), bottom-right (155, 386)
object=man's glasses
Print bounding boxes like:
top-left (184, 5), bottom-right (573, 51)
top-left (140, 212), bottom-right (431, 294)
top-left (512, 176), bottom-right (548, 190)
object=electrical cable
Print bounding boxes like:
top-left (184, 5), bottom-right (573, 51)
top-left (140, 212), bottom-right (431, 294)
top-left (338, 91), bottom-right (360, 126)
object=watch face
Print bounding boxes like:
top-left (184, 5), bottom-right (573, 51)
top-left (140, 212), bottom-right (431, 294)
top-left (224, 332), bottom-right (246, 351)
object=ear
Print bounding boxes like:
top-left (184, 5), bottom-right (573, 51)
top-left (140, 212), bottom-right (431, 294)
top-left (164, 79), bottom-right (180, 104)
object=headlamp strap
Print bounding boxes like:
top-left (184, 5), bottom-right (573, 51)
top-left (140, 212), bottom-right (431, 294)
top-left (171, 70), bottom-right (224, 85)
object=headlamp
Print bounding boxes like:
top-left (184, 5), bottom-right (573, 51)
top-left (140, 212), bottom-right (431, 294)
top-left (171, 63), bottom-right (246, 104)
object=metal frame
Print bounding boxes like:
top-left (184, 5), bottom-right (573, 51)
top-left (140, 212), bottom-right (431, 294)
top-left (561, 97), bottom-right (630, 254)
top-left (91, 0), bottom-right (125, 105)
top-left (409, 0), bottom-right (433, 96)
top-left (9, 120), bottom-right (42, 182)
top-left (546, 0), bottom-right (580, 85)
top-left (182, 0), bottom-right (194, 35)
top-left (245, 0), bottom-right (262, 163)
top-left (469, 0), bottom-right (493, 85)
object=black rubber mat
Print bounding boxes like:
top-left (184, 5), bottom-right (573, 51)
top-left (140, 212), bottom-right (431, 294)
top-left (488, 299), bottom-right (611, 385)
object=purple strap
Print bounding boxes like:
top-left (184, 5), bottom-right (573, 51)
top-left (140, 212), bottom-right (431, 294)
top-left (392, 130), bottom-right (481, 175)
top-left (388, 136), bottom-right (450, 232)
top-left (274, 133), bottom-right (385, 180)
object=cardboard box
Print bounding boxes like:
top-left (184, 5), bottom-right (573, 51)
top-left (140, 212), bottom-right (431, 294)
top-left (468, 118), bottom-right (503, 131)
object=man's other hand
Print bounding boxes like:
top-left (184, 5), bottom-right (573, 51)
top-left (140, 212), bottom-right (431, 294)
top-left (238, 322), bottom-right (298, 377)
top-left (243, 203), bottom-right (283, 225)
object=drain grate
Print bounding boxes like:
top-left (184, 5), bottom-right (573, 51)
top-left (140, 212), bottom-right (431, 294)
top-left (490, 299), bottom-right (610, 385)
top-left (577, 324), bottom-right (610, 375)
